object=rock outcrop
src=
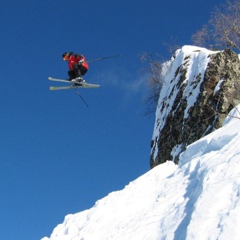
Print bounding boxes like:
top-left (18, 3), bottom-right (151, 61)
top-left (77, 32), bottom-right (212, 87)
top-left (150, 46), bottom-right (240, 168)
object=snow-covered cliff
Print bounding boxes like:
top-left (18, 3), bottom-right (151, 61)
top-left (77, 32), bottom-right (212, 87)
top-left (150, 45), bottom-right (240, 167)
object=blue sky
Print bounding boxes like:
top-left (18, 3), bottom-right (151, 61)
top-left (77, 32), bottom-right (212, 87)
top-left (0, 1), bottom-right (226, 239)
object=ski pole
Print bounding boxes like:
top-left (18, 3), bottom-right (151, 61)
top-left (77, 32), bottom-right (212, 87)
top-left (86, 54), bottom-right (121, 63)
top-left (74, 88), bottom-right (89, 107)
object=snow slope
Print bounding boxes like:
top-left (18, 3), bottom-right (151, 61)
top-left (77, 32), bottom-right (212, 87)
top-left (42, 105), bottom-right (240, 240)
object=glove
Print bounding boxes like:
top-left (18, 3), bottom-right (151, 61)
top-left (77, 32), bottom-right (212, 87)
top-left (78, 59), bottom-right (84, 65)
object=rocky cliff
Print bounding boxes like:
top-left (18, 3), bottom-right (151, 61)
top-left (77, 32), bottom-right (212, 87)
top-left (150, 46), bottom-right (240, 168)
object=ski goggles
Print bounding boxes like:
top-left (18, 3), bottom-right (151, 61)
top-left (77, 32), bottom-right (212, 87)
top-left (63, 55), bottom-right (69, 61)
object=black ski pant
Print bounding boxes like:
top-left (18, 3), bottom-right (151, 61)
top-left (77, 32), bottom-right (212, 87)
top-left (68, 65), bottom-right (88, 80)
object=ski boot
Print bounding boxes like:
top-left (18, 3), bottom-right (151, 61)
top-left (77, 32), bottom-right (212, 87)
top-left (75, 77), bottom-right (85, 83)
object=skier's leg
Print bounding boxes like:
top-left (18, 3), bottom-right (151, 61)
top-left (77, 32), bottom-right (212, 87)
top-left (74, 67), bottom-right (83, 81)
top-left (68, 70), bottom-right (76, 80)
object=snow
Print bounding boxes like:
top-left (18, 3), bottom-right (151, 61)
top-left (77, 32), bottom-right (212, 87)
top-left (42, 46), bottom-right (240, 240)
top-left (42, 105), bottom-right (240, 240)
top-left (213, 78), bottom-right (225, 96)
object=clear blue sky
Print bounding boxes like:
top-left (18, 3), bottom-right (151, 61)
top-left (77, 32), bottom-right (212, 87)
top-left (0, 1), bottom-right (226, 239)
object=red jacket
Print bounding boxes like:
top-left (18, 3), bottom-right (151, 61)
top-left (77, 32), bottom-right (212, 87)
top-left (68, 54), bottom-right (89, 71)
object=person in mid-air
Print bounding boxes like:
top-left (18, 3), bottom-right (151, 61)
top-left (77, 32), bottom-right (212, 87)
top-left (62, 52), bottom-right (89, 82)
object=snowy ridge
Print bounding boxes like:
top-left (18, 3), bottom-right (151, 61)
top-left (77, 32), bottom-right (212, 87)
top-left (42, 105), bottom-right (240, 240)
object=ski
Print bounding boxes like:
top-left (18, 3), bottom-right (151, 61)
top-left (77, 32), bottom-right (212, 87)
top-left (50, 85), bottom-right (79, 91)
top-left (49, 84), bottom-right (100, 90)
top-left (48, 77), bottom-right (100, 90)
top-left (48, 77), bottom-right (75, 83)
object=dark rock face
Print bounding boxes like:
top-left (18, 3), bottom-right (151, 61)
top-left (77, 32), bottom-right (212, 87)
top-left (150, 46), bottom-right (240, 169)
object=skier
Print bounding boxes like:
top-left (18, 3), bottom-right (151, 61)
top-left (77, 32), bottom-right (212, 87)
top-left (62, 52), bottom-right (89, 82)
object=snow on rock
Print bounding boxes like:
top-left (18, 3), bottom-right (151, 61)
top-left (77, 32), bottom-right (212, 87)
top-left (150, 45), bottom-right (240, 167)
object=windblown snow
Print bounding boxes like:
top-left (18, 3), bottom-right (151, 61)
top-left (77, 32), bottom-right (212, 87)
top-left (42, 46), bottom-right (240, 240)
